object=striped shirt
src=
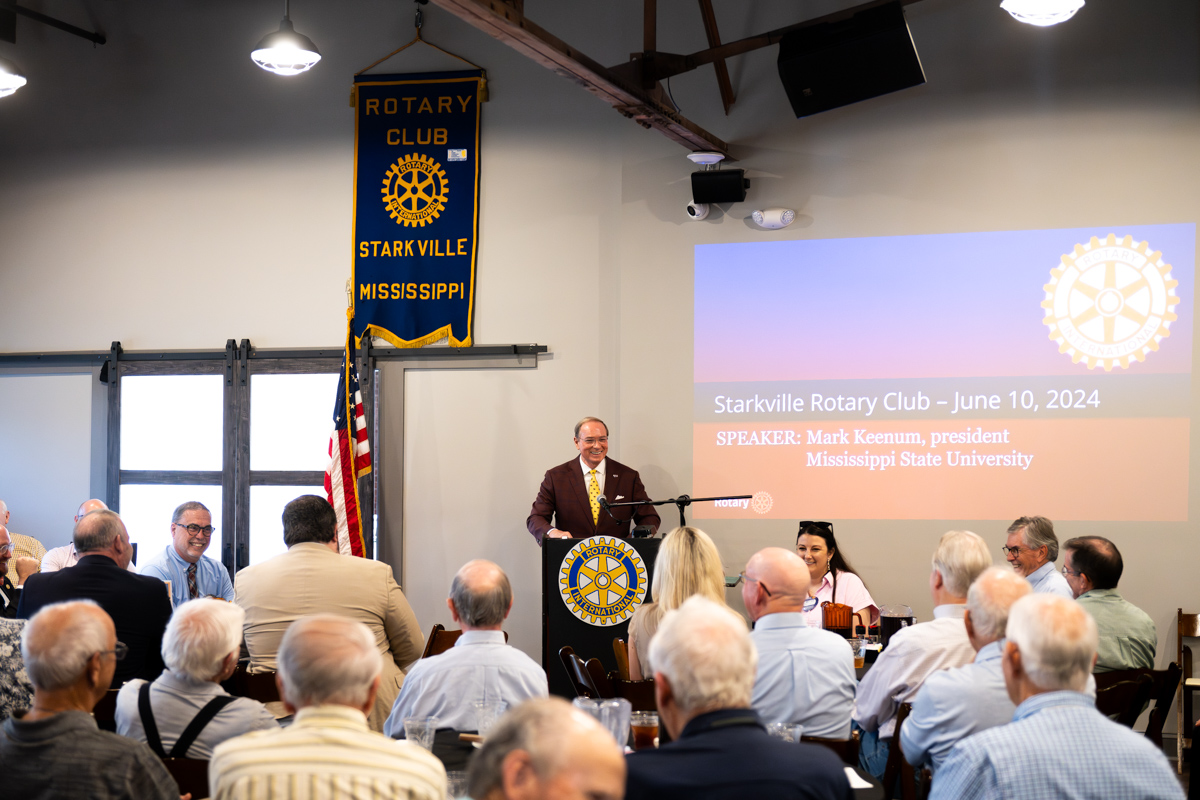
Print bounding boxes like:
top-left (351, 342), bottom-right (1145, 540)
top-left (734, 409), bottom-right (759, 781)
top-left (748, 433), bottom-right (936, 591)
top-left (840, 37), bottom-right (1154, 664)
top-left (931, 691), bottom-right (1184, 800)
top-left (210, 704), bottom-right (447, 800)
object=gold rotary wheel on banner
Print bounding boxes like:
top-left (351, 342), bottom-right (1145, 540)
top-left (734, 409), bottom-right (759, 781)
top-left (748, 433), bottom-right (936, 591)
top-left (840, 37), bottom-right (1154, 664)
top-left (1042, 234), bottom-right (1179, 371)
top-left (559, 537), bottom-right (647, 627)
top-left (381, 154), bottom-right (449, 228)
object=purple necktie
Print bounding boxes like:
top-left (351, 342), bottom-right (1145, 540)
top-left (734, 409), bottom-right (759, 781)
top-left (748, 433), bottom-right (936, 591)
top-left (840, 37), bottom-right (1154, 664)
top-left (187, 563), bottom-right (198, 599)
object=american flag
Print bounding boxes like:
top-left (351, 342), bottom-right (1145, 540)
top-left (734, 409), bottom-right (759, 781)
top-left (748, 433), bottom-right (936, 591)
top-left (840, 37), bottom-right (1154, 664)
top-left (325, 324), bottom-right (372, 557)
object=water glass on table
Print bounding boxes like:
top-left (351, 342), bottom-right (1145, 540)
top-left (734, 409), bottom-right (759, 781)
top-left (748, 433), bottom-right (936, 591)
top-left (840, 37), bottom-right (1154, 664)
top-left (630, 710), bottom-right (659, 750)
top-left (446, 770), bottom-right (470, 798)
top-left (403, 716), bottom-right (438, 750)
top-left (766, 722), bottom-right (804, 743)
top-left (473, 700), bottom-right (507, 737)
top-left (849, 637), bottom-right (866, 669)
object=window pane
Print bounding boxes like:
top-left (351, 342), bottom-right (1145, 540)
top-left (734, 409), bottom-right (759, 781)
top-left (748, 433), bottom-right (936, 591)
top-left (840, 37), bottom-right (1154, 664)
top-left (250, 485), bottom-right (326, 565)
top-left (119, 484), bottom-right (223, 569)
top-left (250, 374), bottom-right (340, 471)
top-left (121, 376), bottom-right (223, 470)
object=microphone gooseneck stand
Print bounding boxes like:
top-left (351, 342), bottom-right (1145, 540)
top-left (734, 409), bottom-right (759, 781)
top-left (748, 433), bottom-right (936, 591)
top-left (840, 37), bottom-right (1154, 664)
top-left (600, 493), bottom-right (753, 530)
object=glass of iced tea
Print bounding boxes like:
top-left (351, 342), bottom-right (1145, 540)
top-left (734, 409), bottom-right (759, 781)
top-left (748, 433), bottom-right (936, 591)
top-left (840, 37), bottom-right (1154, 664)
top-left (630, 710), bottom-right (659, 750)
top-left (849, 638), bottom-right (866, 669)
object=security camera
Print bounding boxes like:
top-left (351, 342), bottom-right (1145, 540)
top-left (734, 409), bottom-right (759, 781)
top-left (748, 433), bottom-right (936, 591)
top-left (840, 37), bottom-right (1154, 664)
top-left (752, 208), bottom-right (796, 229)
top-left (687, 200), bottom-right (710, 221)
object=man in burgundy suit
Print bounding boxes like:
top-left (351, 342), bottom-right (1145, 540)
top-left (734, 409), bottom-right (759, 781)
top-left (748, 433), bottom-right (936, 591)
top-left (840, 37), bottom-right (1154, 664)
top-left (527, 417), bottom-right (661, 546)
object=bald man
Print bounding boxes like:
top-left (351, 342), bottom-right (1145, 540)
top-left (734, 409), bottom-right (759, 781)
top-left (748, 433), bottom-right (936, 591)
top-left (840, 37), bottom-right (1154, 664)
top-left (383, 559), bottom-right (547, 737)
top-left (0, 500), bottom-right (47, 584)
top-left (742, 547), bottom-right (857, 738)
top-left (41, 499), bottom-right (110, 573)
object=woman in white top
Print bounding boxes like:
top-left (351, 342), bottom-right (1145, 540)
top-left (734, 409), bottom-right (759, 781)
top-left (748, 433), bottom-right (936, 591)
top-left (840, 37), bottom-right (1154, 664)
top-left (796, 520), bottom-right (879, 631)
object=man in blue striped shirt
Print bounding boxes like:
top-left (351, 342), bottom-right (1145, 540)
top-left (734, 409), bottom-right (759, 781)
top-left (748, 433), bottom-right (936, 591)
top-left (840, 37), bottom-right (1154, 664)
top-left (931, 593), bottom-right (1182, 800)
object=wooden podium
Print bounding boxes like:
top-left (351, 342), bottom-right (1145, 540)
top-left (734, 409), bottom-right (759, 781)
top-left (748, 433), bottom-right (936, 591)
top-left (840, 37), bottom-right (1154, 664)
top-left (542, 536), bottom-right (660, 699)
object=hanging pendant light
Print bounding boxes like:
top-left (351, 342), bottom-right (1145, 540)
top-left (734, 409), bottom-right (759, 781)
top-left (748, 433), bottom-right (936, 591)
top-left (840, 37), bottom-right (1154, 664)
top-left (251, 0), bottom-right (321, 76)
top-left (1000, 0), bottom-right (1085, 27)
top-left (0, 57), bottom-right (27, 98)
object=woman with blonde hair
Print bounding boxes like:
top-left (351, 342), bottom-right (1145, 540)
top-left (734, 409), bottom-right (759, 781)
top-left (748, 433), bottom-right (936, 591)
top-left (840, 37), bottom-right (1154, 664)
top-left (627, 526), bottom-right (726, 680)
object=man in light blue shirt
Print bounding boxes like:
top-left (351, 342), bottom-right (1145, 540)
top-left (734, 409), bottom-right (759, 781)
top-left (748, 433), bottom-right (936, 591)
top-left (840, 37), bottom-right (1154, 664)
top-left (1003, 516), bottom-right (1072, 598)
top-left (931, 593), bottom-right (1183, 800)
top-left (742, 547), bottom-right (855, 738)
top-left (901, 567), bottom-right (1031, 773)
top-left (384, 559), bottom-right (546, 736)
top-left (139, 501), bottom-right (233, 606)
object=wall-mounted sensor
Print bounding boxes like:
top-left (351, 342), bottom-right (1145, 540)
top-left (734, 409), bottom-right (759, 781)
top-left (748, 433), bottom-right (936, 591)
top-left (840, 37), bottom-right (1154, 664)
top-left (752, 208), bottom-right (796, 229)
top-left (687, 200), bottom-right (710, 221)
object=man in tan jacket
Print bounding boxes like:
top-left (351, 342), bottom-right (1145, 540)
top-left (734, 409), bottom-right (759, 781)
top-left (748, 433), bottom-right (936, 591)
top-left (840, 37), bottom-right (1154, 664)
top-left (234, 495), bottom-right (424, 731)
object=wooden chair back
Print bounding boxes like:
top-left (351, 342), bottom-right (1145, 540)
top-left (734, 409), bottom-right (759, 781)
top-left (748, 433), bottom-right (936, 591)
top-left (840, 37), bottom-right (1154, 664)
top-left (1093, 664), bottom-right (1182, 746)
top-left (585, 658), bottom-right (614, 697)
top-left (240, 670), bottom-right (281, 704)
top-left (802, 729), bottom-right (861, 766)
top-left (882, 702), bottom-right (926, 800)
top-left (419, 623), bottom-right (508, 659)
top-left (559, 646), bottom-right (599, 698)
top-left (93, 688), bottom-right (121, 732)
top-left (162, 757), bottom-right (209, 799)
top-left (1095, 671), bottom-right (1154, 727)
top-left (609, 677), bottom-right (656, 711)
top-left (822, 602), bottom-right (854, 638)
top-left (613, 638), bottom-right (630, 681)
top-left (1177, 609), bottom-right (1200, 773)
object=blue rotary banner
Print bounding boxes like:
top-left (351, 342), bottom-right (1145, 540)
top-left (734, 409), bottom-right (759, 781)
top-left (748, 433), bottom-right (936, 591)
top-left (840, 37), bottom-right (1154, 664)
top-left (352, 70), bottom-right (482, 347)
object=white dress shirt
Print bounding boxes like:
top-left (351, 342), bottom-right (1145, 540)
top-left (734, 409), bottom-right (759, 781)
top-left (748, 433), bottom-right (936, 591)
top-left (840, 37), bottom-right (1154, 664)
top-left (750, 612), bottom-right (857, 738)
top-left (382, 630), bottom-right (548, 737)
top-left (580, 456), bottom-right (606, 495)
top-left (853, 604), bottom-right (975, 738)
top-left (1026, 561), bottom-right (1074, 598)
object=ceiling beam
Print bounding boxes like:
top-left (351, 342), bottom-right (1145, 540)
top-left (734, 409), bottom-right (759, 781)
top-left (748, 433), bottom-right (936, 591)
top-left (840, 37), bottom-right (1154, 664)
top-left (697, 0), bottom-right (734, 116)
top-left (429, 0), bottom-right (730, 156)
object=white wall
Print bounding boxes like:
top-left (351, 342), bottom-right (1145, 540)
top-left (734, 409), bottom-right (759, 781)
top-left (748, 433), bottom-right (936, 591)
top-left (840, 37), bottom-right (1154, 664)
top-left (1, 0), bottom-right (1198, 731)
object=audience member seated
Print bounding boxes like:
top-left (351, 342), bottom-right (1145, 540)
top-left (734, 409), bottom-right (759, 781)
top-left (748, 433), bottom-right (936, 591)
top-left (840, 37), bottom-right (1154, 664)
top-left (115, 598), bottom-right (276, 759)
top-left (796, 521), bottom-right (879, 631)
top-left (0, 618), bottom-right (33, 721)
top-left (41, 499), bottom-right (110, 572)
top-left (467, 696), bottom-right (625, 800)
top-left (139, 501), bottom-right (235, 606)
top-left (1003, 515), bottom-right (1072, 597)
top-left (853, 529), bottom-right (992, 778)
top-left (0, 499), bottom-right (46, 584)
top-left (18, 510), bottom-right (172, 685)
top-left (628, 526), bottom-right (725, 680)
top-left (931, 593), bottom-right (1184, 800)
top-left (900, 567), bottom-right (1031, 773)
top-left (742, 547), bottom-right (856, 738)
top-left (625, 595), bottom-right (852, 800)
top-left (384, 559), bottom-right (546, 737)
top-left (234, 495), bottom-right (424, 731)
top-left (1062, 536), bottom-right (1156, 672)
top-left (0, 524), bottom-right (36, 618)
top-left (0, 600), bottom-right (179, 799)
top-left (210, 614), bottom-right (446, 800)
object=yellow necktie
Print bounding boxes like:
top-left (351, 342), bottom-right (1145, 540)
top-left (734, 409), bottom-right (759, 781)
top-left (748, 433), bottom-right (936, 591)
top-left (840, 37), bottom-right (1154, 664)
top-left (588, 469), bottom-right (601, 524)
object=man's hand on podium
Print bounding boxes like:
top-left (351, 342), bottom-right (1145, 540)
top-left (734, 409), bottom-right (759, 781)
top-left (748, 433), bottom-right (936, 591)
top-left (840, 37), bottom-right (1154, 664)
top-left (546, 529), bottom-right (572, 539)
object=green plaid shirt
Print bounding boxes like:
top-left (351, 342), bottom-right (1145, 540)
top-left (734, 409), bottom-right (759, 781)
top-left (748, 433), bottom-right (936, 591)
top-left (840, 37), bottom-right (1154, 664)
top-left (1076, 588), bottom-right (1157, 672)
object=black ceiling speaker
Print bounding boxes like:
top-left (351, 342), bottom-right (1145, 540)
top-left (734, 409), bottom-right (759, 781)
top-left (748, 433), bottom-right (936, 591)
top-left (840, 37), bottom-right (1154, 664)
top-left (691, 169), bottom-right (748, 204)
top-left (777, 1), bottom-right (925, 119)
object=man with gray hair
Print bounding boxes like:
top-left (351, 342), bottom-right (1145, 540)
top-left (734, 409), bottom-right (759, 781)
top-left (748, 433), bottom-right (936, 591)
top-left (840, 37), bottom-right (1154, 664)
top-left (115, 598), bottom-right (277, 759)
top-left (41, 498), bottom-right (110, 572)
top-left (625, 595), bottom-right (851, 800)
top-left (0, 600), bottom-right (179, 799)
top-left (19, 509), bottom-right (173, 686)
top-left (210, 614), bottom-right (446, 800)
top-left (900, 567), bottom-right (1032, 773)
top-left (1003, 515), bottom-right (1072, 597)
top-left (468, 696), bottom-right (625, 800)
top-left (139, 501), bottom-right (235, 606)
top-left (384, 559), bottom-right (547, 737)
top-left (931, 593), bottom-right (1183, 800)
top-left (853, 529), bottom-right (993, 778)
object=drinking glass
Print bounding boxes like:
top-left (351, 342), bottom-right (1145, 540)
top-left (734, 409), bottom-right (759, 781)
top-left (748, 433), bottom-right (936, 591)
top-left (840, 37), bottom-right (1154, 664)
top-left (473, 700), bottom-right (507, 736)
top-left (849, 637), bottom-right (866, 669)
top-left (766, 722), bottom-right (804, 742)
top-left (446, 771), bottom-right (470, 798)
top-left (630, 710), bottom-right (659, 750)
top-left (403, 716), bottom-right (438, 750)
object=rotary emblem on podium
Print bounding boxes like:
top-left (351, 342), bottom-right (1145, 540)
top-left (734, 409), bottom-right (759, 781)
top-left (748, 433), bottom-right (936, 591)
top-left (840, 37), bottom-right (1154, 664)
top-left (559, 536), bottom-right (648, 626)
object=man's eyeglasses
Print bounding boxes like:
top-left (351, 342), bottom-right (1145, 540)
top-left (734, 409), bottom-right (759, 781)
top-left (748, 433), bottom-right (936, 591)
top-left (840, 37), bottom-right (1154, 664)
top-left (0, 543), bottom-right (13, 555)
top-left (98, 642), bottom-right (128, 661)
top-left (577, 437), bottom-right (608, 446)
top-left (738, 571), bottom-right (773, 597)
top-left (1061, 566), bottom-right (1080, 577)
top-left (174, 523), bottom-right (216, 537)
top-left (1000, 545), bottom-right (1033, 557)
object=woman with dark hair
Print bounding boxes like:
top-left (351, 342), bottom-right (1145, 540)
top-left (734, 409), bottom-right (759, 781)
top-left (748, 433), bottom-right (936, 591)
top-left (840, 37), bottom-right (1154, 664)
top-left (796, 521), bottom-right (879, 631)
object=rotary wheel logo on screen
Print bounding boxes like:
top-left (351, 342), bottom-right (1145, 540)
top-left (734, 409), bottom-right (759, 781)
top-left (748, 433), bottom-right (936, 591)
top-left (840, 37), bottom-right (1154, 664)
top-left (559, 536), bottom-right (647, 627)
top-left (751, 492), bottom-right (773, 515)
top-left (1042, 234), bottom-right (1179, 371)
top-left (381, 154), bottom-right (449, 228)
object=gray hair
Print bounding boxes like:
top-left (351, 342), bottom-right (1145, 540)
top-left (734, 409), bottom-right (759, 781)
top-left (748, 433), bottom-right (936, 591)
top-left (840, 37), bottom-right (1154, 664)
top-left (932, 530), bottom-right (993, 597)
top-left (1009, 516), bottom-right (1059, 562)
top-left (1005, 593), bottom-right (1097, 692)
top-left (449, 561), bottom-right (513, 628)
top-left (277, 614), bottom-right (381, 709)
top-left (172, 501), bottom-right (211, 525)
top-left (648, 595), bottom-right (756, 714)
top-left (966, 567), bottom-right (1032, 641)
top-left (468, 697), bottom-right (614, 799)
top-left (163, 599), bottom-right (245, 682)
top-left (573, 416), bottom-right (608, 439)
top-left (22, 600), bottom-right (109, 691)
top-left (74, 509), bottom-right (125, 554)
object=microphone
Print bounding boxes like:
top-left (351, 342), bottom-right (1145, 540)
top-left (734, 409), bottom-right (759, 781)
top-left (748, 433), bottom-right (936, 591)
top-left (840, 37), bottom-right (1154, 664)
top-left (598, 497), bottom-right (617, 521)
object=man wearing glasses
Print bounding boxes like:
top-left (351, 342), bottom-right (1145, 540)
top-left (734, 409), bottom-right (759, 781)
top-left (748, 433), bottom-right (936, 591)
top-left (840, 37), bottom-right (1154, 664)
top-left (1002, 516), bottom-right (1073, 598)
top-left (140, 501), bottom-right (234, 607)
